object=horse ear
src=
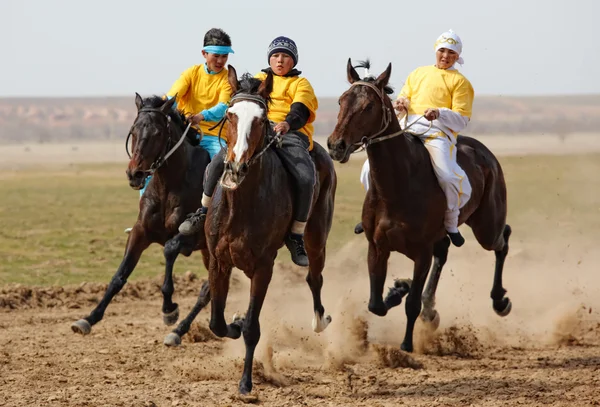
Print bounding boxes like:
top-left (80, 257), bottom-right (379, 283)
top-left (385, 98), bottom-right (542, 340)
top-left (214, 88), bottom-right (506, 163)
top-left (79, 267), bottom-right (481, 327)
top-left (135, 92), bottom-right (143, 110)
top-left (161, 94), bottom-right (177, 113)
top-left (374, 63), bottom-right (392, 89)
top-left (258, 70), bottom-right (274, 100)
top-left (347, 58), bottom-right (360, 84)
top-left (228, 65), bottom-right (239, 94)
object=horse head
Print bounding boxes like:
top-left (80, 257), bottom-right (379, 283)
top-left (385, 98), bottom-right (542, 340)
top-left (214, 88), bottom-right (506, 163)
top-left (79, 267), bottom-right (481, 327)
top-left (220, 65), bottom-right (274, 190)
top-left (327, 59), bottom-right (394, 163)
top-left (125, 93), bottom-right (185, 189)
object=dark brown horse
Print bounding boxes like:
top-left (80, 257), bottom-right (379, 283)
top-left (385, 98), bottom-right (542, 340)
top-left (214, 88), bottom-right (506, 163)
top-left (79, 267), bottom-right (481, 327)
top-left (175, 66), bottom-right (337, 394)
top-left (71, 94), bottom-right (211, 335)
top-left (327, 60), bottom-right (512, 353)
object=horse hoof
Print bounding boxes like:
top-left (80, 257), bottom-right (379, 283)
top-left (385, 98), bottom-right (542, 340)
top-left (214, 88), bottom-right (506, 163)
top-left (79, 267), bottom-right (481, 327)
top-left (163, 332), bottom-right (182, 347)
top-left (421, 310), bottom-right (440, 331)
top-left (71, 319), bottom-right (92, 335)
top-left (162, 307), bottom-right (179, 326)
top-left (394, 278), bottom-right (412, 293)
top-left (400, 342), bottom-right (414, 353)
top-left (494, 298), bottom-right (512, 317)
top-left (312, 312), bottom-right (332, 333)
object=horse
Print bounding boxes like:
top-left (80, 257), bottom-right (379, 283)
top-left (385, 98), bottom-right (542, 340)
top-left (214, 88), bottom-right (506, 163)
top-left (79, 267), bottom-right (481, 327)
top-left (173, 66), bottom-right (337, 394)
top-left (327, 60), bottom-right (512, 353)
top-left (71, 94), bottom-right (211, 335)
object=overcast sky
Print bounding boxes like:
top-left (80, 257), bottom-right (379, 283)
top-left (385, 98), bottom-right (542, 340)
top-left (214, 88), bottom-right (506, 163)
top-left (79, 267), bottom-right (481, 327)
top-left (1, 0), bottom-right (597, 98)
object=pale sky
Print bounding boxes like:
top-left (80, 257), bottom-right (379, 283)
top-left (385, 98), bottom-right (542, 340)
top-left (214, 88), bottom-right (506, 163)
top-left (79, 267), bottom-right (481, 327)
top-left (1, 0), bottom-right (597, 98)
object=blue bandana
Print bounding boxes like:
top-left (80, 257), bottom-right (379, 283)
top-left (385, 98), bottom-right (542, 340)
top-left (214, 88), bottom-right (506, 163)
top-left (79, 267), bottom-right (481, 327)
top-left (202, 45), bottom-right (234, 55)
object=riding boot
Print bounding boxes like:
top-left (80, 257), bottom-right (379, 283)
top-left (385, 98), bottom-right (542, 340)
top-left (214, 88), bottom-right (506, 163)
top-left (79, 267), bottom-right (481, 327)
top-left (447, 230), bottom-right (465, 247)
top-left (285, 233), bottom-right (309, 267)
top-left (178, 206), bottom-right (208, 235)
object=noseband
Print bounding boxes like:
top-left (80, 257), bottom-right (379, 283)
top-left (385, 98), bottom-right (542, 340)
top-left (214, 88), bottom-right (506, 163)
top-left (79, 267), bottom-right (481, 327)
top-left (126, 107), bottom-right (192, 176)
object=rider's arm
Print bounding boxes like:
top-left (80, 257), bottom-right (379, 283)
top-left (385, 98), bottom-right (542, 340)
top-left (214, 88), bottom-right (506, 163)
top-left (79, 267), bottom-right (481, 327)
top-left (200, 77), bottom-right (233, 122)
top-left (289, 78), bottom-right (318, 128)
top-left (439, 76), bottom-right (474, 133)
top-left (285, 102), bottom-right (310, 131)
top-left (166, 66), bottom-right (194, 103)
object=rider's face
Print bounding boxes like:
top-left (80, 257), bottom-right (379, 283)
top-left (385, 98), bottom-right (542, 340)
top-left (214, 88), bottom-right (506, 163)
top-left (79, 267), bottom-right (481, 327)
top-left (269, 53), bottom-right (294, 76)
top-left (436, 48), bottom-right (459, 69)
top-left (202, 51), bottom-right (229, 73)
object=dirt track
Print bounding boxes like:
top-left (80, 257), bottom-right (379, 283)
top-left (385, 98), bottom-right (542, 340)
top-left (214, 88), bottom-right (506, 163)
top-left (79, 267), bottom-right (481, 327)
top-left (2, 233), bottom-right (600, 407)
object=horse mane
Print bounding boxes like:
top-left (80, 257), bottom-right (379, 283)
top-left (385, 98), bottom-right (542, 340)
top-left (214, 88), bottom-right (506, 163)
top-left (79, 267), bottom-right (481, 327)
top-left (141, 95), bottom-right (191, 133)
top-left (234, 73), bottom-right (273, 107)
top-left (354, 59), bottom-right (394, 95)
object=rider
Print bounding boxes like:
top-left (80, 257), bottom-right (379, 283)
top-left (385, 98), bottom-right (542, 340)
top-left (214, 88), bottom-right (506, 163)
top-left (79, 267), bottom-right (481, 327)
top-left (356, 29), bottom-right (474, 248)
top-left (125, 28), bottom-right (234, 233)
top-left (178, 36), bottom-right (318, 268)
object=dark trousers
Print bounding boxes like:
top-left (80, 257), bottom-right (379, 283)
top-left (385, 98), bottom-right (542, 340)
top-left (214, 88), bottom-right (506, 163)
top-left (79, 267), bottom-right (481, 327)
top-left (203, 131), bottom-right (315, 222)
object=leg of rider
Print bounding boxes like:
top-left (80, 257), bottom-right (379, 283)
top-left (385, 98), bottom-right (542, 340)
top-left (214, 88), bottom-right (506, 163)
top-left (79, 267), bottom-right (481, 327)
top-left (178, 143), bottom-right (226, 235)
top-left (355, 159), bottom-right (371, 234)
top-left (274, 131), bottom-right (315, 267)
top-left (422, 135), bottom-right (471, 247)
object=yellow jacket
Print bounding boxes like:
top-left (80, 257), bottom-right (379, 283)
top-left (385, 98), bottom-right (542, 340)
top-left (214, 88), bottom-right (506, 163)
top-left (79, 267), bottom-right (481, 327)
top-left (399, 65), bottom-right (474, 119)
top-left (167, 64), bottom-right (232, 138)
top-left (254, 71), bottom-right (318, 150)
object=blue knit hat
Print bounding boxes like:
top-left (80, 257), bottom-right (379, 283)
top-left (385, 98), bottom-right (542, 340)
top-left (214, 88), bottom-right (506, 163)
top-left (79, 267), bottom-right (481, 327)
top-left (268, 36), bottom-right (298, 67)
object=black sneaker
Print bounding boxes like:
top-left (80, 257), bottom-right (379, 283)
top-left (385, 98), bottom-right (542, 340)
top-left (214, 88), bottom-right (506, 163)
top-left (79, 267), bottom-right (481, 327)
top-left (354, 222), bottom-right (364, 234)
top-left (285, 233), bottom-right (309, 267)
top-left (178, 207), bottom-right (207, 235)
top-left (447, 231), bottom-right (465, 247)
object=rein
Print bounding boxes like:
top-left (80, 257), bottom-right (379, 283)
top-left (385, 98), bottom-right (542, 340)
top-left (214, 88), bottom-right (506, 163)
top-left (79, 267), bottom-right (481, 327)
top-left (126, 107), bottom-right (192, 176)
top-left (347, 81), bottom-right (432, 153)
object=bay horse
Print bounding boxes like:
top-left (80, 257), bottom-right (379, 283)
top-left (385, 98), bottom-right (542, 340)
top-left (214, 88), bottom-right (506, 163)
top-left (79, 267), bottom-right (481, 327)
top-left (175, 66), bottom-right (337, 394)
top-left (327, 60), bottom-right (512, 353)
top-left (71, 94), bottom-right (211, 335)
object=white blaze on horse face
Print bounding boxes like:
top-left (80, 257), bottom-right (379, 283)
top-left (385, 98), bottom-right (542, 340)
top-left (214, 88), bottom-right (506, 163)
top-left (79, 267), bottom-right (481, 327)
top-left (228, 101), bottom-right (264, 163)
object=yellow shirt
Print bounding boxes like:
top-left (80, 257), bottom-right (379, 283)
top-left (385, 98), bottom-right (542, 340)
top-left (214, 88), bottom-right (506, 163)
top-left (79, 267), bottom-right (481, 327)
top-left (167, 65), bottom-right (232, 138)
top-left (254, 72), bottom-right (318, 150)
top-left (399, 65), bottom-right (474, 119)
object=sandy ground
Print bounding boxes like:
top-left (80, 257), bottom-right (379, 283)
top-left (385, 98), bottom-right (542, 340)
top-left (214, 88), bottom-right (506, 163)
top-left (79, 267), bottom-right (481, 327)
top-left (1, 133), bottom-right (599, 170)
top-left (1, 134), bottom-right (600, 406)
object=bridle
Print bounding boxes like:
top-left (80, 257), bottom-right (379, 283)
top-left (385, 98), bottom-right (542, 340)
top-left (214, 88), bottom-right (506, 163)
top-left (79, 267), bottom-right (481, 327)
top-left (344, 81), bottom-right (431, 153)
top-left (125, 107), bottom-right (192, 176)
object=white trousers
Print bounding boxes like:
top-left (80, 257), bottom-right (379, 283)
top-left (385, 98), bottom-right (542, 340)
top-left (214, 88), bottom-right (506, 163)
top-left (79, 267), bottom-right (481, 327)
top-left (359, 133), bottom-right (471, 233)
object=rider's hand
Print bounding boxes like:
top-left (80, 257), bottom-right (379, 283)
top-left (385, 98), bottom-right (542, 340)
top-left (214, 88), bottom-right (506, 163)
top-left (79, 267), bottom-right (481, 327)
top-left (189, 113), bottom-right (204, 125)
top-left (273, 121), bottom-right (291, 135)
top-left (393, 97), bottom-right (409, 114)
top-left (424, 108), bottom-right (440, 121)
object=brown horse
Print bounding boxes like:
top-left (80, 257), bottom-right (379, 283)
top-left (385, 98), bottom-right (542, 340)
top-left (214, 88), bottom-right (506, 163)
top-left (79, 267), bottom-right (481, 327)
top-left (71, 94), bottom-right (211, 335)
top-left (327, 60), bottom-right (512, 353)
top-left (175, 66), bottom-right (337, 394)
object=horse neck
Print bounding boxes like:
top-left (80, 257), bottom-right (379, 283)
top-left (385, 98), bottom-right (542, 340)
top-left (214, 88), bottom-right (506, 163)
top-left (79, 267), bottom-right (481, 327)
top-left (153, 131), bottom-right (190, 188)
top-left (366, 109), bottom-right (414, 192)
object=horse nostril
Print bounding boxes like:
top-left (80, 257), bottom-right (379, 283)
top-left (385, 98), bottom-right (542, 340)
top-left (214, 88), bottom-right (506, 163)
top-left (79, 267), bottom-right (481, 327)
top-left (336, 140), bottom-right (346, 152)
top-left (133, 170), bottom-right (144, 180)
top-left (239, 163), bottom-right (249, 175)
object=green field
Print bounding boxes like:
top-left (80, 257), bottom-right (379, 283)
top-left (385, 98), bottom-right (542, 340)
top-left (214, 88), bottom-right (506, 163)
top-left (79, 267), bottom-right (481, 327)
top-left (1, 153), bottom-right (599, 286)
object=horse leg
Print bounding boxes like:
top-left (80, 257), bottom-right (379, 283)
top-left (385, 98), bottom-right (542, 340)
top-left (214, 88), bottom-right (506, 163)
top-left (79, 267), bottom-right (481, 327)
top-left (163, 248), bottom-right (212, 346)
top-left (71, 226), bottom-right (150, 335)
top-left (163, 279), bottom-right (211, 346)
top-left (491, 224), bottom-right (512, 316)
top-left (305, 246), bottom-right (331, 333)
top-left (161, 233), bottom-right (199, 326)
top-left (420, 236), bottom-right (451, 330)
top-left (367, 241), bottom-right (394, 316)
top-left (208, 258), bottom-right (242, 340)
top-left (238, 265), bottom-right (273, 395)
top-left (401, 250), bottom-right (433, 352)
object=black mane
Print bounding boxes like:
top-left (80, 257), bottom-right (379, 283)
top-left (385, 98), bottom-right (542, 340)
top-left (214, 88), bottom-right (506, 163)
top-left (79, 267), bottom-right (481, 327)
top-left (141, 95), bottom-right (191, 132)
top-left (354, 59), bottom-right (394, 95)
top-left (234, 73), bottom-right (273, 106)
